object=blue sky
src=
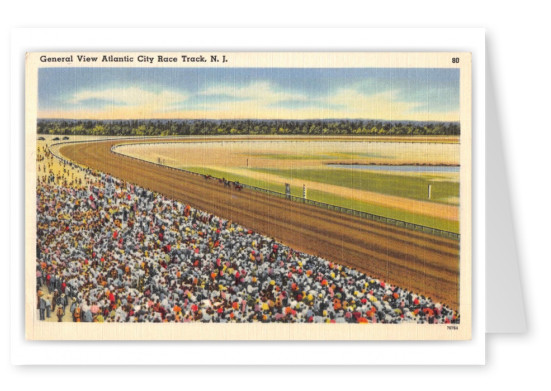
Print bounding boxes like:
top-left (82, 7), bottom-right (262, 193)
top-left (38, 67), bottom-right (460, 121)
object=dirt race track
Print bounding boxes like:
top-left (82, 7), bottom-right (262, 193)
top-left (59, 138), bottom-right (461, 311)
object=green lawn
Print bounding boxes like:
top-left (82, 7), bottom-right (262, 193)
top-left (305, 188), bottom-right (459, 233)
top-left (253, 167), bottom-right (459, 205)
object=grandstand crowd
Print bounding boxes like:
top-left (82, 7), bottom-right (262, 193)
top-left (36, 143), bottom-right (459, 324)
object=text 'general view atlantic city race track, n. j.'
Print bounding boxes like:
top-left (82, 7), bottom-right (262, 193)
top-left (56, 137), bottom-right (460, 311)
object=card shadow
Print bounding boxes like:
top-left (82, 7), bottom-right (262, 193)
top-left (485, 37), bottom-right (527, 333)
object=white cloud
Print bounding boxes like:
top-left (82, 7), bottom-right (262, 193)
top-left (318, 87), bottom-right (459, 121)
top-left (325, 88), bottom-right (416, 118)
top-left (41, 82), bottom-right (458, 121)
top-left (200, 81), bottom-right (307, 103)
top-left (57, 86), bottom-right (190, 119)
top-left (69, 87), bottom-right (188, 107)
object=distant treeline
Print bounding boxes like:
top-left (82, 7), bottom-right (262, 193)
top-left (37, 119), bottom-right (460, 136)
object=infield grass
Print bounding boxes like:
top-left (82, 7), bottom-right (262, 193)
top-left (253, 167), bottom-right (459, 205)
top-left (183, 165), bottom-right (459, 233)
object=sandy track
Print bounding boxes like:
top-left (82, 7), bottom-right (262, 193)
top-left (59, 138), bottom-right (460, 310)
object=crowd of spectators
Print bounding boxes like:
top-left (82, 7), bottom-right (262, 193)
top-left (36, 144), bottom-right (459, 324)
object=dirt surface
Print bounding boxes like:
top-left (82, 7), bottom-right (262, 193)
top-left (116, 137), bottom-right (460, 169)
top-left (60, 138), bottom-right (461, 310)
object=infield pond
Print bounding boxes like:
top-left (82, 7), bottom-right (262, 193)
top-left (115, 137), bottom-right (461, 233)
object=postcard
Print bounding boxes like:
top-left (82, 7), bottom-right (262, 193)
top-left (25, 51), bottom-right (471, 340)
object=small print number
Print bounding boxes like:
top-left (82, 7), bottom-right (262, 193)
top-left (452, 57), bottom-right (460, 64)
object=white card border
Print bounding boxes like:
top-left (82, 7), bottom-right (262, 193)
top-left (10, 27), bottom-right (485, 365)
